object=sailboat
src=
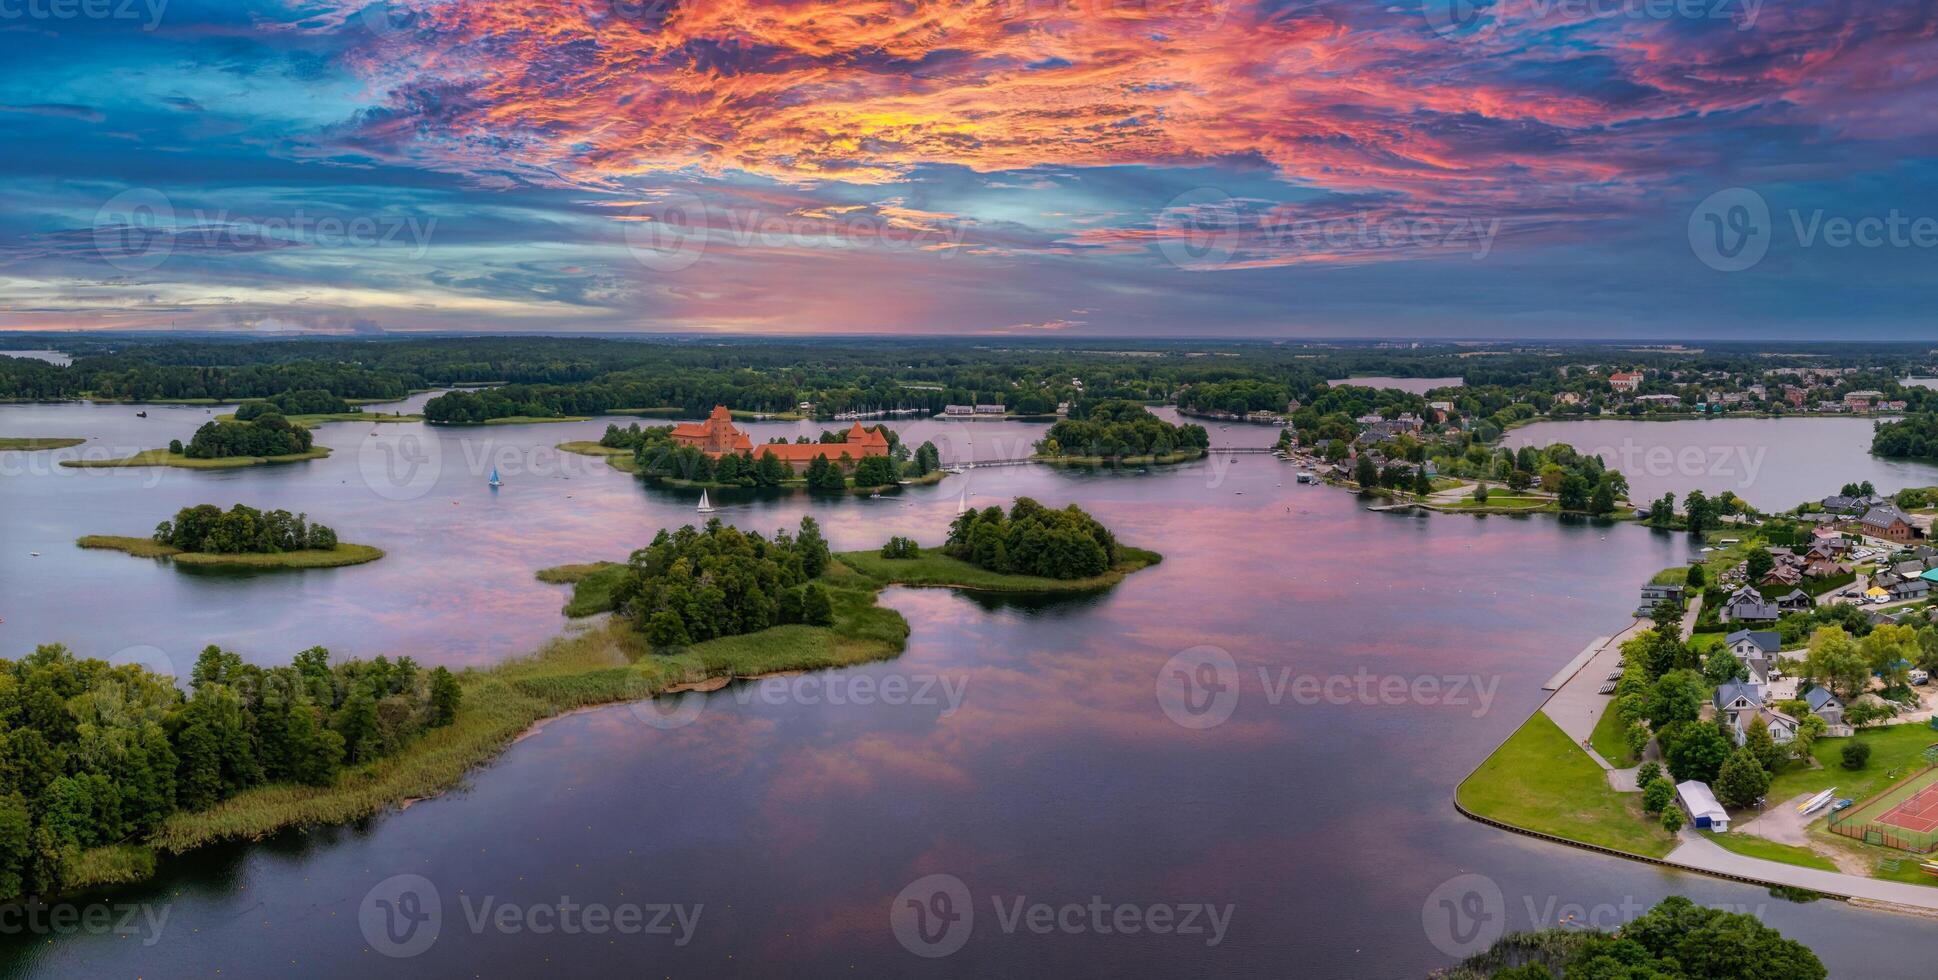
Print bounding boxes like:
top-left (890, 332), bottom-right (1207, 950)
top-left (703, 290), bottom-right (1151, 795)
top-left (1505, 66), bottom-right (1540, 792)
top-left (489, 467), bottom-right (503, 488)
top-left (697, 489), bottom-right (714, 514)
top-left (956, 491), bottom-right (968, 515)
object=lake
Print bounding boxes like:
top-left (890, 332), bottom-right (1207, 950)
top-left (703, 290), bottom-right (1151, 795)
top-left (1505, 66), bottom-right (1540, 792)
top-left (1339, 376), bottom-right (1464, 395)
top-left (3, 400), bottom-right (1936, 977)
top-left (0, 350), bottom-right (71, 367)
top-left (1505, 416), bottom-right (1938, 512)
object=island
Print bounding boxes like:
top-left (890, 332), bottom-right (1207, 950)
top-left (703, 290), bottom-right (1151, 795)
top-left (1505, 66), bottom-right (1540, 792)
top-left (61, 411), bottom-right (330, 469)
top-left (565, 412), bottom-right (946, 492)
top-left (79, 504), bottom-right (383, 569)
top-left (1033, 399), bottom-right (1210, 466)
top-left (21, 507), bottom-right (1157, 899)
top-left (0, 437), bottom-right (84, 451)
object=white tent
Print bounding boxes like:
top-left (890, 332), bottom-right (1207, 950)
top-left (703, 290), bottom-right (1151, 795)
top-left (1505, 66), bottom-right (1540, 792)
top-left (1676, 779), bottom-right (1729, 831)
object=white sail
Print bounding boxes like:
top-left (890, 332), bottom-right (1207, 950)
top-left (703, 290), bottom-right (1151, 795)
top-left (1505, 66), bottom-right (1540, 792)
top-left (697, 489), bottom-right (713, 513)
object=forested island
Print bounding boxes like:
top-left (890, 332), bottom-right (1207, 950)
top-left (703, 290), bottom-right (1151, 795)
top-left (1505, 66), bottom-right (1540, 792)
top-left (79, 503), bottom-right (382, 569)
top-left (62, 412), bottom-right (328, 470)
top-left (580, 421), bottom-right (943, 491)
top-left (0, 643), bottom-right (458, 900)
top-left (1872, 412), bottom-right (1938, 461)
top-left (1035, 400), bottom-right (1209, 463)
top-left (1443, 896), bottom-right (1824, 979)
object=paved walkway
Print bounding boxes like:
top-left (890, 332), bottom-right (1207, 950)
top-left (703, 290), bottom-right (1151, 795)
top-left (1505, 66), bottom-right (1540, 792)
top-left (1666, 833), bottom-right (1938, 913)
top-left (1540, 621), bottom-right (1649, 771)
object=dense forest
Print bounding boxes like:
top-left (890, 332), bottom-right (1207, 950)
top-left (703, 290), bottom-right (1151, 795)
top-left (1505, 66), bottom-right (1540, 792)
top-left (234, 389), bottom-right (352, 418)
top-left (0, 644), bottom-right (459, 899)
top-left (1037, 400), bottom-right (1209, 459)
top-left (1448, 895), bottom-right (1823, 980)
top-left (611, 518), bottom-right (836, 650)
top-left (178, 413), bottom-right (313, 458)
top-left (945, 498), bottom-right (1120, 579)
top-left (1872, 413), bottom-right (1938, 461)
top-left (154, 504), bottom-right (339, 554)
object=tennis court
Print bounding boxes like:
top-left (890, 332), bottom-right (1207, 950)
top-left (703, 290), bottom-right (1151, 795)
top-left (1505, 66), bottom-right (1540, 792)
top-left (1829, 765), bottom-right (1938, 853)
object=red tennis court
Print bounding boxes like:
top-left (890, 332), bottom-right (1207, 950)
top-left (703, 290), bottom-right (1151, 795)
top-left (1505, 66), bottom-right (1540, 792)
top-left (1878, 781), bottom-right (1938, 834)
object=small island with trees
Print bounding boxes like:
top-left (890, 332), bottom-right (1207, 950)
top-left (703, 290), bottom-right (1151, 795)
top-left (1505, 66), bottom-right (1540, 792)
top-left (564, 417), bottom-right (945, 493)
top-left (79, 503), bottom-right (383, 569)
top-left (61, 412), bottom-right (330, 469)
top-left (1034, 399), bottom-right (1210, 465)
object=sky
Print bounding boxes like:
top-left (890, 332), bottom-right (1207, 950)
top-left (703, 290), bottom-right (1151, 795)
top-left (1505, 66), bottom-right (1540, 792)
top-left (0, 0), bottom-right (1934, 339)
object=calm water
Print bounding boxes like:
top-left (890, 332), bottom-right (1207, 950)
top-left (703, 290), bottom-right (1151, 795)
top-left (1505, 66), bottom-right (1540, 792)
top-left (1340, 376), bottom-right (1464, 395)
top-left (1506, 416), bottom-right (1938, 512)
top-left (0, 350), bottom-right (70, 366)
top-left (3, 401), bottom-right (1937, 977)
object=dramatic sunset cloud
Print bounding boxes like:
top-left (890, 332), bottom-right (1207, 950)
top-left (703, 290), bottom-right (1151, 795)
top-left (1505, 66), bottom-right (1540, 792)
top-left (0, 0), bottom-right (1933, 336)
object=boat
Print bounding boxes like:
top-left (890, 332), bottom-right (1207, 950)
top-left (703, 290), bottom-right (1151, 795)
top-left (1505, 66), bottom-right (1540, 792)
top-left (135, 411), bottom-right (146, 418)
top-left (1797, 787), bottom-right (1837, 816)
top-left (489, 468), bottom-right (503, 488)
top-left (1297, 470), bottom-right (1316, 484)
top-left (697, 489), bottom-right (714, 514)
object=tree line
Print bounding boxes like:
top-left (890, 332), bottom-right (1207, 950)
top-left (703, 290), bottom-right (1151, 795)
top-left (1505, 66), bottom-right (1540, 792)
top-left (154, 504), bottom-right (339, 554)
top-left (0, 644), bottom-right (459, 900)
top-left (612, 518), bottom-right (837, 650)
top-left (234, 389), bottom-right (353, 418)
top-left (1036, 400), bottom-right (1209, 459)
top-left (172, 413), bottom-right (313, 459)
top-left (946, 498), bottom-right (1119, 579)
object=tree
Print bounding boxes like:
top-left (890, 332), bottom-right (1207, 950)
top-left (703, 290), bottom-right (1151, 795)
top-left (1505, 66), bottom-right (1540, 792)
top-left (1684, 490), bottom-right (1710, 535)
top-left (1660, 805), bottom-right (1685, 833)
top-left (1557, 473), bottom-right (1590, 511)
top-left (1745, 546), bottom-right (1775, 582)
top-left (1589, 478), bottom-right (1616, 515)
top-left (1686, 562), bottom-right (1706, 588)
top-left (853, 453), bottom-right (898, 488)
top-left (1473, 482), bottom-right (1489, 503)
top-left (1636, 761), bottom-right (1663, 788)
top-left (645, 610), bottom-right (692, 650)
top-left (1742, 713), bottom-right (1781, 772)
top-left (796, 516), bottom-right (830, 578)
top-left (1412, 467), bottom-right (1432, 496)
top-left (1703, 648), bottom-right (1747, 687)
top-left (1842, 741), bottom-right (1871, 770)
top-left (1353, 454), bottom-right (1378, 489)
top-left (1645, 670), bottom-right (1706, 729)
top-left (1804, 626), bottom-right (1870, 700)
top-left (801, 583), bottom-right (834, 626)
top-left (429, 667), bottom-right (461, 727)
top-left (1643, 779), bottom-right (1674, 814)
top-left (1715, 748), bottom-right (1771, 808)
top-left (1663, 720), bottom-right (1733, 783)
top-left (1793, 714), bottom-right (1827, 761)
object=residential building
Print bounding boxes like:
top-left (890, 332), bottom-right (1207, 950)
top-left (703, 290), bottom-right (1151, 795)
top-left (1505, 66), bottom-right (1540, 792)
top-left (1609, 370), bottom-right (1644, 392)
top-left (1858, 504), bottom-right (1919, 542)
top-left (1805, 687), bottom-right (1846, 732)
top-left (1724, 630), bottom-right (1781, 685)
top-left (1676, 780), bottom-right (1730, 831)
top-left (1713, 680), bottom-right (1764, 730)
top-left (1719, 586), bottom-right (1778, 624)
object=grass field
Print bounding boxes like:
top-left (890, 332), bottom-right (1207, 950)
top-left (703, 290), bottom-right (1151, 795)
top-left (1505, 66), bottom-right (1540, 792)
top-left (1767, 722), bottom-right (1938, 805)
top-left (836, 545), bottom-right (1162, 593)
top-left (1587, 698), bottom-right (1638, 767)
top-left (1436, 495), bottom-right (1554, 512)
top-left (0, 436), bottom-right (85, 450)
top-left (59, 446), bottom-right (332, 469)
top-left (1702, 831), bottom-right (1840, 871)
top-left (1458, 712), bottom-right (1677, 858)
top-left (556, 441), bottom-right (631, 457)
top-left (78, 536), bottom-right (384, 569)
top-left (536, 561), bottom-right (631, 617)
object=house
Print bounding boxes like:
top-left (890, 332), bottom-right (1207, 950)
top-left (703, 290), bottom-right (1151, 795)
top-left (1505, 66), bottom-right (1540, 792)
top-left (1636, 394), bottom-right (1684, 407)
top-left (1724, 630), bottom-right (1781, 684)
top-left (1759, 564), bottom-right (1802, 588)
top-left (1734, 708), bottom-right (1798, 746)
top-left (1860, 505), bottom-right (1921, 542)
top-left (1887, 577), bottom-right (1930, 602)
top-left (1773, 589), bottom-right (1814, 614)
top-left (1609, 370), bottom-right (1644, 393)
top-left (1821, 493), bottom-right (1884, 514)
top-left (1676, 780), bottom-right (1730, 831)
top-left (1893, 560), bottom-right (1927, 579)
top-left (1805, 686), bottom-right (1846, 731)
top-left (943, 404), bottom-right (974, 417)
top-left (1713, 680), bottom-right (1764, 729)
top-left (1720, 586), bottom-right (1778, 624)
top-left (671, 406), bottom-right (891, 472)
top-left (974, 404), bottom-right (1006, 415)
top-left (1637, 583), bottom-right (1685, 617)
top-left (1844, 390), bottom-right (1885, 410)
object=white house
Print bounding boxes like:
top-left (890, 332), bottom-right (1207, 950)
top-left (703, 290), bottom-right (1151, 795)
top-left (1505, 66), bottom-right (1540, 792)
top-left (1724, 629), bottom-right (1781, 685)
top-left (1676, 780), bottom-right (1730, 831)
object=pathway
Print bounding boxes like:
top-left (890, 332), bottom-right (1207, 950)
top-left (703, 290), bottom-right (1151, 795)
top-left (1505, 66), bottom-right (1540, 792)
top-left (1665, 833), bottom-right (1938, 913)
top-left (1540, 621), bottom-right (1649, 772)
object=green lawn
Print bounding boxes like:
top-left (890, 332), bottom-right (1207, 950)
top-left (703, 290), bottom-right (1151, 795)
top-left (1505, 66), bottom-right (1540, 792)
top-left (1458, 712), bottom-right (1677, 858)
top-left (78, 536), bottom-right (384, 569)
top-left (536, 561), bottom-right (631, 617)
top-left (1687, 632), bottom-right (1725, 656)
top-left (837, 545), bottom-right (1161, 593)
top-left (1701, 830), bottom-right (1839, 871)
top-left (1766, 722), bottom-right (1938, 806)
top-left (0, 436), bottom-right (85, 451)
top-left (59, 446), bottom-right (331, 469)
top-left (1588, 697), bottom-right (1638, 767)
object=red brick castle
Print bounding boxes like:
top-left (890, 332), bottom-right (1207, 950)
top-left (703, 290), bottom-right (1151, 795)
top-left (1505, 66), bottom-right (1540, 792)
top-left (670, 405), bottom-right (891, 472)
